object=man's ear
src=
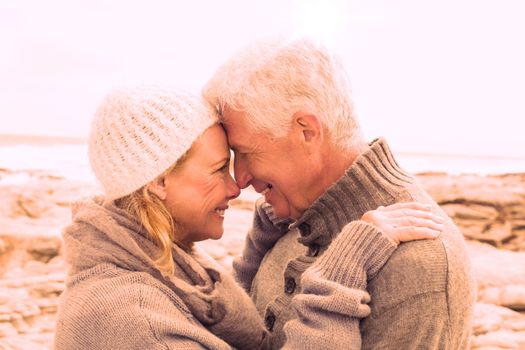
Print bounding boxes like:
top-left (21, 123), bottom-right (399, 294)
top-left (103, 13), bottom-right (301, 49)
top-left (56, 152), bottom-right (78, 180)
top-left (293, 111), bottom-right (323, 144)
top-left (147, 176), bottom-right (168, 200)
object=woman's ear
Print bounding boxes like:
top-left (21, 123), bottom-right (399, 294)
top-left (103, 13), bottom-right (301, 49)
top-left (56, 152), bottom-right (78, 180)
top-left (147, 176), bottom-right (168, 200)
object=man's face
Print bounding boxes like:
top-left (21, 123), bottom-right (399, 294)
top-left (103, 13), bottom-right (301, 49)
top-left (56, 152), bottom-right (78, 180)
top-left (222, 107), bottom-right (318, 220)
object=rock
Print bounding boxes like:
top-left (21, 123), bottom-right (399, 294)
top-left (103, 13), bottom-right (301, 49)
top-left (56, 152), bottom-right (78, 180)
top-left (472, 303), bottom-right (525, 349)
top-left (478, 285), bottom-right (525, 311)
top-left (506, 234), bottom-right (525, 252)
top-left (0, 239), bottom-right (7, 255)
top-left (0, 232), bottom-right (64, 277)
top-left (418, 173), bottom-right (525, 206)
top-left (11, 194), bottom-right (50, 219)
top-left (0, 272), bottom-right (65, 289)
top-left (467, 241), bottom-right (525, 312)
top-left (0, 289), bottom-right (12, 305)
top-left (0, 322), bottom-right (18, 337)
top-left (467, 221), bottom-right (516, 247)
top-left (28, 282), bottom-right (64, 299)
top-left (26, 236), bottom-right (62, 263)
top-left (417, 173), bottom-right (525, 252)
top-left (468, 241), bottom-right (525, 287)
top-left (0, 336), bottom-right (49, 350)
top-left (472, 330), bottom-right (525, 349)
top-left (34, 299), bottom-right (58, 314)
top-left (443, 203), bottom-right (500, 222)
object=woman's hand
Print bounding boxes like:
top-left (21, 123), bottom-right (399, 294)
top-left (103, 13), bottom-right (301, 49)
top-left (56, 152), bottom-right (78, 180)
top-left (361, 202), bottom-right (444, 245)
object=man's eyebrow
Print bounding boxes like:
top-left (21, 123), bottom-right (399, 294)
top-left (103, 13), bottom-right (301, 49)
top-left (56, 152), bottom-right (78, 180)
top-left (232, 142), bottom-right (259, 154)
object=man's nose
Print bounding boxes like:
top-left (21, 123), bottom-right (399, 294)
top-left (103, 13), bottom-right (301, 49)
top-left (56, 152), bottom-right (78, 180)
top-left (233, 156), bottom-right (252, 189)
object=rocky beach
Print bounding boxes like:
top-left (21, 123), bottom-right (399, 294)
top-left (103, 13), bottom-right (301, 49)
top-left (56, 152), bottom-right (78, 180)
top-left (1, 165), bottom-right (525, 349)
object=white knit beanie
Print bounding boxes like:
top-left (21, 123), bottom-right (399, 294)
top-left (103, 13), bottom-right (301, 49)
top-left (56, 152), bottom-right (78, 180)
top-left (88, 87), bottom-right (218, 200)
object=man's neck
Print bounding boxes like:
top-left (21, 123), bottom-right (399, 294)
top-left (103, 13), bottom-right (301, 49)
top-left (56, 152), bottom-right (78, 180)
top-left (298, 139), bottom-right (369, 216)
top-left (320, 139), bottom-right (369, 189)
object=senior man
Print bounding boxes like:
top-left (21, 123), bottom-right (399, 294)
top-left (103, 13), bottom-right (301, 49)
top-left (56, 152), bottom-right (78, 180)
top-left (203, 38), bottom-right (475, 349)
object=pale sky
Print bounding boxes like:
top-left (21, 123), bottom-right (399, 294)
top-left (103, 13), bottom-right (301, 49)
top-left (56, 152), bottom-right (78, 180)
top-left (1, 0), bottom-right (524, 157)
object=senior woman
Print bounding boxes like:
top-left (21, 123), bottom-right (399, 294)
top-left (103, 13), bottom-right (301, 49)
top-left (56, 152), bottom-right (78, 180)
top-left (53, 87), bottom-right (443, 349)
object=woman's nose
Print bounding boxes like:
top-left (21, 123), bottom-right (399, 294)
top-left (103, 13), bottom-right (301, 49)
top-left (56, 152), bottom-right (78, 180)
top-left (226, 172), bottom-right (241, 199)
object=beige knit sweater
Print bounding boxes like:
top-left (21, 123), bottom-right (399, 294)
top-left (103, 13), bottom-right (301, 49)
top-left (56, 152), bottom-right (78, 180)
top-left (54, 198), bottom-right (267, 350)
top-left (234, 138), bottom-right (477, 349)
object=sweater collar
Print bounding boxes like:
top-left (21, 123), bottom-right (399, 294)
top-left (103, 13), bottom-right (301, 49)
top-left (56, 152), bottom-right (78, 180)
top-left (290, 137), bottom-right (414, 246)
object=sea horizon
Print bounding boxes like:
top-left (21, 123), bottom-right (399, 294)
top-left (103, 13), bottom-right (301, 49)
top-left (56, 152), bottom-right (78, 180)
top-left (1, 133), bottom-right (524, 180)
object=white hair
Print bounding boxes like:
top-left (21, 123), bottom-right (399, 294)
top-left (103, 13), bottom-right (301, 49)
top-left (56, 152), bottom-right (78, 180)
top-left (202, 37), bottom-right (363, 151)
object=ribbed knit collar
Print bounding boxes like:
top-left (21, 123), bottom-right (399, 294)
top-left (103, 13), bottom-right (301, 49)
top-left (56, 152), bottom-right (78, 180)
top-left (290, 137), bottom-right (414, 247)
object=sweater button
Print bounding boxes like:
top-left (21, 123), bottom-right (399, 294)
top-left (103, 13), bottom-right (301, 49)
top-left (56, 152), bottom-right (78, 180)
top-left (298, 222), bottom-right (311, 236)
top-left (284, 277), bottom-right (296, 294)
top-left (306, 244), bottom-right (320, 257)
top-left (264, 311), bottom-right (276, 331)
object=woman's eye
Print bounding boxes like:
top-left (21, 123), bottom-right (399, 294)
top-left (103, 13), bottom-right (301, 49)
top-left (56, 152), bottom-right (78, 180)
top-left (218, 163), bottom-right (229, 173)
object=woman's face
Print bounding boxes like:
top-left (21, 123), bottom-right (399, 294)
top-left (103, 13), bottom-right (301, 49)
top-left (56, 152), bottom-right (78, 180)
top-left (162, 124), bottom-right (240, 245)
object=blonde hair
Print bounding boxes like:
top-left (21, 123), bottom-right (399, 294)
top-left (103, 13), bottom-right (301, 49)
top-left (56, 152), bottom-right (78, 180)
top-left (115, 152), bottom-right (190, 276)
top-left (203, 37), bottom-right (363, 151)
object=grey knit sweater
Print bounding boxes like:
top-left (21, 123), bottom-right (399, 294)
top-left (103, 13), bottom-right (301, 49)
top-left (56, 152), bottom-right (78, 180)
top-left (234, 138), bottom-right (476, 349)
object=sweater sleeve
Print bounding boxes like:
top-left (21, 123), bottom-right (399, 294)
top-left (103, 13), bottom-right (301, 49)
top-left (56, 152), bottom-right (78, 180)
top-left (233, 198), bottom-right (292, 291)
top-left (281, 220), bottom-right (397, 350)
